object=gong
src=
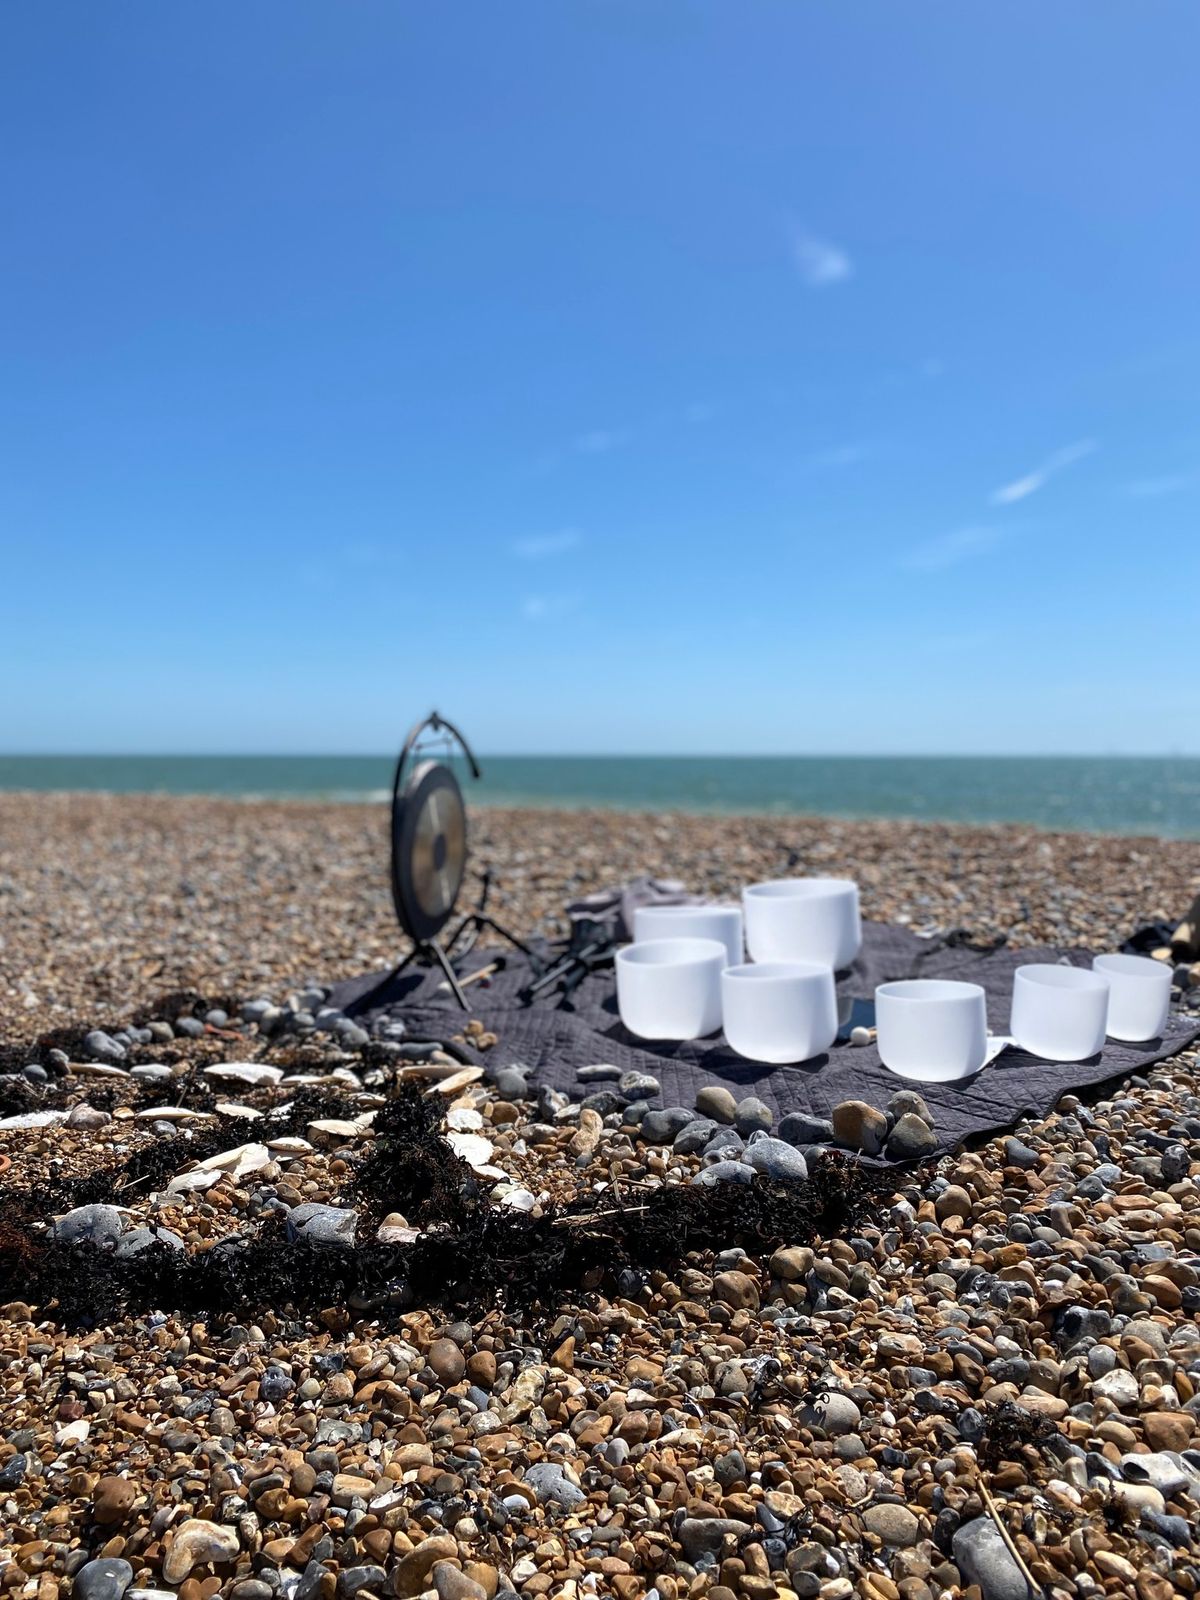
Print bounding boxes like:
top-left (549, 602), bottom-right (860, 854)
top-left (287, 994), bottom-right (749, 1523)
top-left (390, 758), bottom-right (468, 945)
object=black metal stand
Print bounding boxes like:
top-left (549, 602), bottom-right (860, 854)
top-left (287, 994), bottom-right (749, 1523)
top-left (366, 870), bottom-right (535, 1011)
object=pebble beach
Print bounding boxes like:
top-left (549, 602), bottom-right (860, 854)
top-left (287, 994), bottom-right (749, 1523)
top-left (4, 794), bottom-right (1200, 1600)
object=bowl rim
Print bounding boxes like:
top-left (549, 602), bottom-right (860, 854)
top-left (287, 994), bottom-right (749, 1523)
top-left (1015, 963), bottom-right (1109, 992)
top-left (615, 936), bottom-right (728, 968)
top-left (876, 979), bottom-right (986, 1004)
top-left (723, 960), bottom-right (832, 983)
top-left (1092, 952), bottom-right (1172, 983)
top-left (743, 876), bottom-right (858, 902)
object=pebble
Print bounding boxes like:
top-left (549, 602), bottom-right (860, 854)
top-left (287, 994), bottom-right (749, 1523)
top-left (695, 1085), bottom-right (737, 1123)
top-left (733, 1096), bottom-right (773, 1135)
top-left (832, 1099), bottom-right (887, 1154)
top-left (952, 1516), bottom-right (1029, 1600)
top-left (885, 1111), bottom-right (938, 1159)
top-left (74, 1559), bottom-right (134, 1600)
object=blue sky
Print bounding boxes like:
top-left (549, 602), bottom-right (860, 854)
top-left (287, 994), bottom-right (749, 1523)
top-left (2, 3), bottom-right (1197, 755)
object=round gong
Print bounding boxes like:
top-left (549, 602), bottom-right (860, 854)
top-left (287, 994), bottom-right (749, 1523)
top-left (390, 759), bottom-right (468, 943)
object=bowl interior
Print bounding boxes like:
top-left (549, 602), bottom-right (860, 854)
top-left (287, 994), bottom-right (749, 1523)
top-left (617, 937), bottom-right (726, 968)
top-left (877, 979), bottom-right (983, 1004)
top-left (745, 878), bottom-right (856, 902)
top-left (724, 961), bottom-right (829, 983)
top-left (1018, 964), bottom-right (1107, 993)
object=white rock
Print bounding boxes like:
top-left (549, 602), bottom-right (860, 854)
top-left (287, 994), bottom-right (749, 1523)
top-left (168, 1170), bottom-right (222, 1194)
top-left (0, 1109), bottom-right (67, 1129)
top-left (446, 1108), bottom-right (483, 1132)
top-left (134, 1107), bottom-right (212, 1121)
top-left (266, 1136), bottom-right (313, 1153)
top-left (215, 1102), bottom-right (262, 1120)
top-left (55, 1419), bottom-right (90, 1445)
top-left (194, 1142), bottom-right (270, 1178)
top-left (204, 1062), bottom-right (283, 1087)
top-left (447, 1131), bottom-right (495, 1170)
top-left (494, 1184), bottom-right (537, 1211)
top-left (308, 1119), bottom-right (366, 1143)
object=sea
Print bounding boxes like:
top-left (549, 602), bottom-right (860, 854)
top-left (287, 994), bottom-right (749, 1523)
top-left (1, 755), bottom-right (1198, 838)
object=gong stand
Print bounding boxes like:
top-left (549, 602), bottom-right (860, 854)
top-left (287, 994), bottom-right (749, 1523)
top-left (372, 711), bottom-right (532, 1010)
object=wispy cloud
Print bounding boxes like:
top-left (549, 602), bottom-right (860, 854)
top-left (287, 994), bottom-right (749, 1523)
top-left (803, 442), bottom-right (869, 470)
top-left (521, 592), bottom-right (577, 621)
top-left (573, 428), bottom-right (624, 455)
top-left (990, 439), bottom-right (1097, 506)
top-left (790, 228), bottom-right (853, 288)
top-left (1126, 473), bottom-right (1192, 498)
top-left (901, 525), bottom-right (1002, 572)
top-left (511, 528), bottom-right (583, 560)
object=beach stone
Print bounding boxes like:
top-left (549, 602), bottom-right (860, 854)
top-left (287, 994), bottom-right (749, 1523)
top-left (286, 1202), bottom-right (358, 1247)
top-left (204, 1062), bottom-right (283, 1087)
top-left (1093, 1368), bottom-right (1138, 1409)
top-left (702, 1125), bottom-right (744, 1158)
top-left (337, 1568), bottom-right (388, 1600)
top-left (641, 1106), bottom-right (696, 1143)
top-left (799, 1392), bottom-right (861, 1436)
top-left (577, 1064), bottom-right (620, 1082)
top-left (427, 1338), bottom-right (467, 1385)
top-left (67, 1103), bottom-right (110, 1129)
top-left (778, 1112), bottom-right (834, 1146)
top-left (92, 1474), bottom-right (137, 1525)
top-left (678, 1518), bottom-right (753, 1561)
top-left (770, 1246), bottom-right (814, 1281)
top-left (432, 1565), bottom-right (486, 1600)
top-left (523, 1461), bottom-right (586, 1508)
top-left (734, 1096), bottom-right (773, 1135)
top-left (696, 1085), bottom-right (737, 1123)
top-left (886, 1090), bottom-right (932, 1124)
top-left (743, 1133), bottom-right (808, 1181)
top-left (393, 1535), bottom-right (458, 1597)
top-left (568, 1108), bottom-right (604, 1157)
top-left (934, 1185), bottom-right (973, 1222)
top-left (619, 1070), bottom-right (660, 1099)
top-left (832, 1100), bottom-right (887, 1155)
top-left (674, 1117), bottom-right (718, 1154)
top-left (1002, 1136), bottom-right (1040, 1168)
top-left (714, 1270), bottom-right (760, 1310)
top-left (951, 1516), bottom-right (1029, 1600)
top-left (885, 1112), bottom-right (938, 1160)
top-left (1143, 1411), bottom-right (1193, 1452)
top-left (114, 1226), bottom-right (185, 1259)
top-left (84, 1029), bottom-right (126, 1064)
top-left (862, 1504), bottom-right (919, 1547)
top-left (693, 1160), bottom-right (755, 1185)
top-left (54, 1203), bottom-right (125, 1246)
top-left (74, 1560), bottom-right (134, 1600)
top-left (162, 1519), bottom-right (240, 1583)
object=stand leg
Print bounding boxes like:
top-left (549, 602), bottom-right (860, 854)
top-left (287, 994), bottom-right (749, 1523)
top-left (428, 939), bottom-right (471, 1008)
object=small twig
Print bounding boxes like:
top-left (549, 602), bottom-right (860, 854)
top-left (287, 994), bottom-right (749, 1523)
top-left (552, 1204), bottom-right (650, 1228)
top-left (979, 1482), bottom-right (1041, 1596)
top-left (459, 962), bottom-right (500, 988)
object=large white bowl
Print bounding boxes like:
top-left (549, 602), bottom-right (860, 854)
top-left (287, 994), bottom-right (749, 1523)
top-left (614, 937), bottom-right (725, 1041)
top-left (634, 903), bottom-right (743, 972)
top-left (742, 878), bottom-right (861, 970)
top-left (1011, 964), bottom-right (1109, 1061)
top-left (721, 961), bottom-right (837, 1064)
top-left (1092, 952), bottom-right (1171, 1042)
top-left (875, 978), bottom-right (988, 1082)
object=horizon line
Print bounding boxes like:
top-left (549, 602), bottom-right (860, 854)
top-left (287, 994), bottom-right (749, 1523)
top-left (2, 751), bottom-right (1198, 763)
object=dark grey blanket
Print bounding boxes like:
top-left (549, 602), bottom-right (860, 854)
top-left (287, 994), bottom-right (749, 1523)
top-left (330, 922), bottom-right (1200, 1156)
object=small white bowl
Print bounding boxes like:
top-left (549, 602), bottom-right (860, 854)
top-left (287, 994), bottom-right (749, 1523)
top-left (1092, 952), bottom-right (1171, 1041)
top-left (1011, 964), bottom-right (1109, 1061)
top-left (742, 877), bottom-right (862, 970)
top-left (634, 903), bottom-right (743, 972)
top-left (615, 937), bottom-right (725, 1041)
top-left (875, 979), bottom-right (989, 1082)
top-left (721, 961), bottom-right (838, 1064)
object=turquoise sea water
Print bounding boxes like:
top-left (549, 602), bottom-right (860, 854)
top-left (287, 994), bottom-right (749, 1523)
top-left (1, 755), bottom-right (1198, 838)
